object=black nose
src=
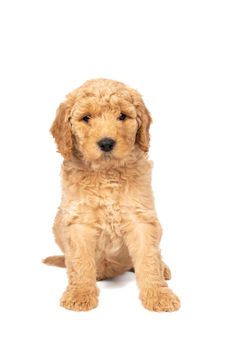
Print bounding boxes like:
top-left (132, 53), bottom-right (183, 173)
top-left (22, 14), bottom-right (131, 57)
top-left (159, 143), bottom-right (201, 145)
top-left (98, 138), bottom-right (116, 152)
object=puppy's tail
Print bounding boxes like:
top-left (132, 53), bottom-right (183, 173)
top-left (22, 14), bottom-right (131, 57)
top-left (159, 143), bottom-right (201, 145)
top-left (42, 255), bottom-right (65, 268)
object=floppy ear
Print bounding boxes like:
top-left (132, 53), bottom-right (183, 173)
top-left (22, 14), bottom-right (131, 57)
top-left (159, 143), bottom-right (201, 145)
top-left (133, 93), bottom-right (152, 152)
top-left (50, 101), bottom-right (74, 159)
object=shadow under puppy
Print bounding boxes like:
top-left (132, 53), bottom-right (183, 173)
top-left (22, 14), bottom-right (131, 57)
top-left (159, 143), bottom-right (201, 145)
top-left (44, 79), bottom-right (180, 312)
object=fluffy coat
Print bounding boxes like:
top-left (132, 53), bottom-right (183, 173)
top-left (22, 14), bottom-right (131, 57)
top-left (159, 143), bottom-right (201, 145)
top-left (44, 79), bottom-right (180, 312)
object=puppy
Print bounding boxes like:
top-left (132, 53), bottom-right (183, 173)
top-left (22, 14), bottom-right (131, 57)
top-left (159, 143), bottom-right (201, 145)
top-left (44, 79), bottom-right (180, 312)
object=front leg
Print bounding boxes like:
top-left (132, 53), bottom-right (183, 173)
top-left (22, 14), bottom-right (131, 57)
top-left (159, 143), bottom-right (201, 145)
top-left (60, 223), bottom-right (99, 311)
top-left (124, 221), bottom-right (180, 312)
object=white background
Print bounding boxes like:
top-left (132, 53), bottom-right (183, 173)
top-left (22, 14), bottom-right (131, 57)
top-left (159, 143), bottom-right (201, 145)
top-left (0, 0), bottom-right (233, 349)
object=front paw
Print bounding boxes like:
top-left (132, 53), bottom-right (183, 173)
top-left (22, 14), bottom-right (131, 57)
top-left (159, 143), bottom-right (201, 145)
top-left (60, 286), bottom-right (99, 311)
top-left (140, 286), bottom-right (180, 312)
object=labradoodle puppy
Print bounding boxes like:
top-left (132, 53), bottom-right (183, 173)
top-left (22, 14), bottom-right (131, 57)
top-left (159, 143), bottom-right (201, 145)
top-left (44, 78), bottom-right (180, 312)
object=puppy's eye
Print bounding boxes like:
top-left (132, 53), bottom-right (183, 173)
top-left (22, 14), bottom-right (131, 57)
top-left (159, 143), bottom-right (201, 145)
top-left (118, 113), bottom-right (127, 121)
top-left (82, 115), bottom-right (91, 123)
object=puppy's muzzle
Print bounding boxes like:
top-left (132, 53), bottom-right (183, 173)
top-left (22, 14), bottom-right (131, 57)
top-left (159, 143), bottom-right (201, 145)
top-left (97, 138), bottom-right (116, 152)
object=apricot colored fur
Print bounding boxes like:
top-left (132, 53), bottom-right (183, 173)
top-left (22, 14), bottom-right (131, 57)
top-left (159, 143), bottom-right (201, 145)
top-left (44, 79), bottom-right (180, 312)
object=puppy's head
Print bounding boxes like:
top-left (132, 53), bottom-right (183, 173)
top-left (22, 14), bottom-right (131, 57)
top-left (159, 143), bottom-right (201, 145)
top-left (51, 79), bottom-right (152, 164)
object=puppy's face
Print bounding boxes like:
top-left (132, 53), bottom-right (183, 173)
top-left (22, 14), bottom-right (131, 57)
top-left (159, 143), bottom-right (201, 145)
top-left (70, 92), bottom-right (139, 162)
top-left (51, 79), bottom-right (152, 165)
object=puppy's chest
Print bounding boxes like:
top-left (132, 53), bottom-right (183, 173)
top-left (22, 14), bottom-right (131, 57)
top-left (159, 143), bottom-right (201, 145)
top-left (89, 174), bottom-right (126, 231)
top-left (65, 167), bottom-right (152, 231)
top-left (90, 175), bottom-right (128, 255)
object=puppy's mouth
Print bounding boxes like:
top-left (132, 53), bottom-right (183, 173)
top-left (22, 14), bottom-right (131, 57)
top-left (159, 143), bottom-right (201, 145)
top-left (100, 150), bottom-right (115, 160)
top-left (98, 147), bottom-right (123, 162)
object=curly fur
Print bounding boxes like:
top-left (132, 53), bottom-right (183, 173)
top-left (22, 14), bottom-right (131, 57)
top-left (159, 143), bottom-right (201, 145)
top-left (44, 79), bottom-right (180, 312)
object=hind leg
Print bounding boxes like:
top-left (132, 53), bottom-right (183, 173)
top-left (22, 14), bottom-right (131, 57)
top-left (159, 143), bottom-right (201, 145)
top-left (52, 209), bottom-right (65, 252)
top-left (162, 261), bottom-right (172, 280)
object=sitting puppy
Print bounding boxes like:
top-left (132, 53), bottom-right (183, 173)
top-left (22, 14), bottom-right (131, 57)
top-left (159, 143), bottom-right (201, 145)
top-left (44, 79), bottom-right (180, 312)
